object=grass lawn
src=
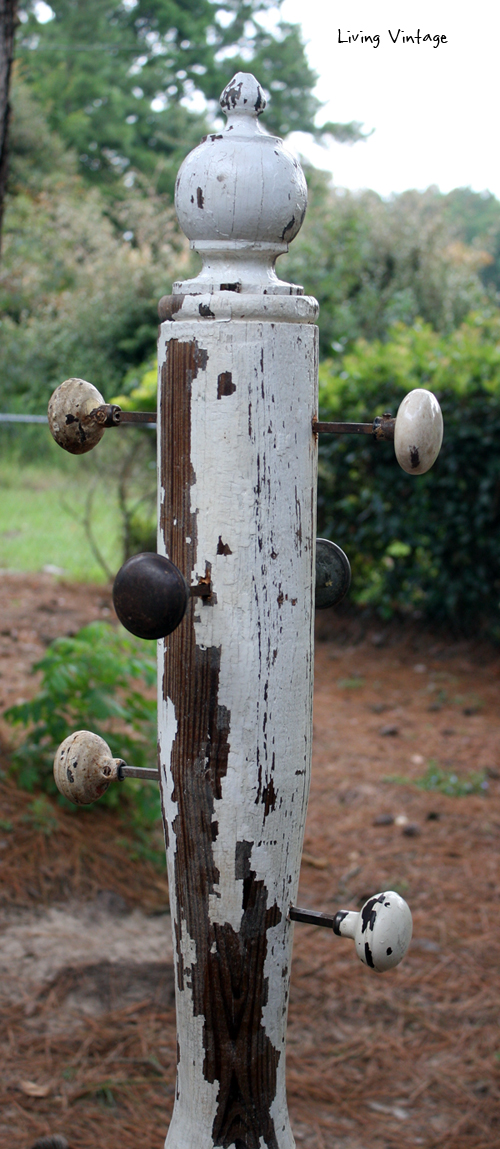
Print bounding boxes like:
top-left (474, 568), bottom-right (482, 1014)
top-left (0, 447), bottom-right (124, 582)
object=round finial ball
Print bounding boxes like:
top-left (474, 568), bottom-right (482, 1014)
top-left (394, 388), bottom-right (443, 475)
top-left (315, 539), bottom-right (351, 609)
top-left (113, 552), bottom-right (190, 641)
top-left (174, 71), bottom-right (307, 248)
top-left (54, 730), bottom-right (118, 805)
top-left (48, 378), bottom-right (106, 455)
top-left (355, 890), bottom-right (412, 972)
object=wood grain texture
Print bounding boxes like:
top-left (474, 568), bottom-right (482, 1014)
top-left (158, 320), bottom-right (318, 1148)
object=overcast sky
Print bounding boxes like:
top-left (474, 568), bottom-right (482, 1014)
top-left (280, 0), bottom-right (500, 198)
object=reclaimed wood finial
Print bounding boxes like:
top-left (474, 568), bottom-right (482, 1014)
top-left (173, 71), bottom-right (308, 296)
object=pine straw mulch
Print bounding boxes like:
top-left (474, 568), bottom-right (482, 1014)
top-left (0, 757), bottom-right (168, 914)
top-left (1, 583), bottom-right (500, 1147)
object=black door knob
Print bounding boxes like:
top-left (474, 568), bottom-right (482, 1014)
top-left (113, 552), bottom-right (189, 640)
top-left (315, 539), bottom-right (351, 609)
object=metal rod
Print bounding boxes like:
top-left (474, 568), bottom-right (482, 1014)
top-left (313, 416), bottom-right (395, 441)
top-left (313, 420), bottom-right (373, 435)
top-left (117, 764), bottom-right (159, 781)
top-left (0, 411), bottom-right (156, 429)
top-left (289, 905), bottom-right (337, 929)
top-left (117, 410), bottom-right (157, 424)
top-left (190, 583), bottom-right (212, 598)
top-left (0, 413), bottom-right (49, 423)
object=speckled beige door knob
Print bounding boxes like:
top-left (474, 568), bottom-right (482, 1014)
top-left (48, 377), bottom-right (106, 455)
top-left (54, 730), bottom-right (123, 805)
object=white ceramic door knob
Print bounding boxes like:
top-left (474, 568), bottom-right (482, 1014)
top-left (394, 388), bottom-right (443, 475)
top-left (334, 890), bottom-right (413, 972)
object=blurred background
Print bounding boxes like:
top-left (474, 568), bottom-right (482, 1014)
top-left (1, 8), bottom-right (500, 1148)
top-left (0, 0), bottom-right (499, 633)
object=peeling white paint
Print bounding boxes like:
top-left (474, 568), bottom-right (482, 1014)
top-left (158, 317), bottom-right (316, 1148)
top-left (157, 70), bottom-right (318, 1149)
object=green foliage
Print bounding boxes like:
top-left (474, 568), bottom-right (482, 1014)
top-left (387, 762), bottom-right (489, 796)
top-left (7, 78), bottom-right (78, 195)
top-left (0, 114), bottom-right (188, 411)
top-left (280, 177), bottom-right (488, 357)
top-left (23, 794), bottom-right (60, 835)
top-left (4, 623), bottom-right (158, 825)
top-left (16, 0), bottom-right (335, 198)
top-left (442, 187), bottom-right (500, 297)
top-left (317, 310), bottom-right (500, 628)
top-left (112, 359), bottom-right (157, 411)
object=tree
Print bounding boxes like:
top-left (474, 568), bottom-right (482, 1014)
top-left (0, 85), bottom-right (188, 412)
top-left (280, 173), bottom-right (488, 356)
top-left (442, 187), bottom-right (500, 297)
top-left (0, 0), bottom-right (18, 247)
top-left (16, 0), bottom-right (364, 198)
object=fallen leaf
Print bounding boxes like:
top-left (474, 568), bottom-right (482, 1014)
top-left (301, 852), bottom-right (328, 870)
top-left (19, 1079), bottom-right (51, 1098)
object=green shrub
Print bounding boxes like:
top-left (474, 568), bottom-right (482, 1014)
top-left (317, 310), bottom-right (500, 630)
top-left (4, 623), bottom-right (159, 829)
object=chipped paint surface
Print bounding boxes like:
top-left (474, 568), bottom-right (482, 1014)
top-left (157, 318), bottom-right (317, 1147)
top-left (54, 730), bottom-right (120, 805)
top-left (47, 377), bottom-right (106, 455)
top-left (334, 890), bottom-right (413, 973)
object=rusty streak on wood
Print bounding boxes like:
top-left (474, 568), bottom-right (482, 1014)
top-left (160, 338), bottom-right (281, 1147)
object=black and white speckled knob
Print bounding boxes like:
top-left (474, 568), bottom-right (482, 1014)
top-left (394, 388), bottom-right (443, 475)
top-left (334, 890), bottom-right (412, 972)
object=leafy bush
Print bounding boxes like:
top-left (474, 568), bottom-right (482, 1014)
top-left (280, 177), bottom-right (489, 357)
top-left (317, 310), bottom-right (500, 630)
top-left (4, 623), bottom-right (159, 828)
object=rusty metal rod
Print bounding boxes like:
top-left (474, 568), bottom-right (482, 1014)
top-left (313, 416), bottom-right (395, 442)
top-left (190, 583), bottom-right (212, 598)
top-left (117, 764), bottom-right (159, 781)
top-left (289, 905), bottom-right (337, 929)
top-left (313, 420), bottom-right (372, 435)
top-left (90, 404), bottom-right (157, 426)
top-left (118, 410), bottom-right (157, 424)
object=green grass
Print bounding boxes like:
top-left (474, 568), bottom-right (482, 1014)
top-left (0, 456), bottom-right (123, 582)
top-left (386, 761), bottom-right (489, 796)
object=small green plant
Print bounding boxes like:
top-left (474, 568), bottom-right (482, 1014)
top-left (386, 760), bottom-right (489, 796)
top-left (4, 622), bottom-right (158, 828)
top-left (337, 677), bottom-right (365, 689)
top-left (23, 794), bottom-right (59, 836)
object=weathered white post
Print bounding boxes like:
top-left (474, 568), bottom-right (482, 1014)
top-left (155, 72), bottom-right (317, 1147)
top-left (48, 67), bottom-right (437, 1149)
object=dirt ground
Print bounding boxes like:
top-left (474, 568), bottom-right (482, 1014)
top-left (0, 571), bottom-right (499, 1149)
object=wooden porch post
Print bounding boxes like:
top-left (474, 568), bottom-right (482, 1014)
top-left (157, 71), bottom-right (318, 1148)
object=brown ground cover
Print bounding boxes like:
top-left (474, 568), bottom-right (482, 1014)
top-left (0, 573), bottom-right (499, 1149)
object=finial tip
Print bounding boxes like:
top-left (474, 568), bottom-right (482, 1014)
top-left (220, 72), bottom-right (266, 118)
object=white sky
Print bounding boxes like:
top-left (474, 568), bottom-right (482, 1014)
top-left (280, 0), bottom-right (500, 197)
top-left (32, 0), bottom-right (500, 199)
